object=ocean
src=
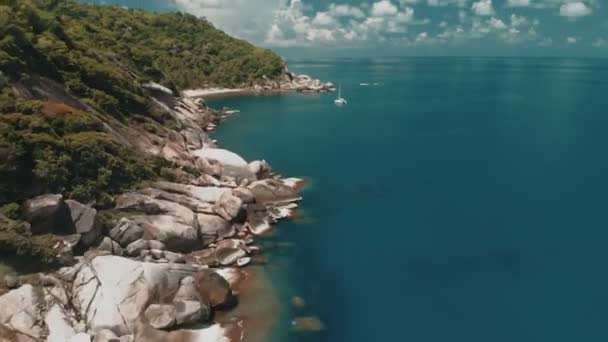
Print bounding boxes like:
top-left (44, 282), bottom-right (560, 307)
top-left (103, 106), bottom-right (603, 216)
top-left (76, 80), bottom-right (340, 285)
top-left (210, 57), bottom-right (608, 342)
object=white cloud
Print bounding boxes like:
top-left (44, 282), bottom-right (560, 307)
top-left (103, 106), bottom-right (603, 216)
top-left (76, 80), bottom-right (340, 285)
top-left (506, 0), bottom-right (530, 7)
top-left (173, 0), bottom-right (282, 42)
top-left (327, 4), bottom-right (365, 19)
top-left (427, 0), bottom-right (468, 7)
top-left (416, 32), bottom-right (429, 42)
top-left (559, 2), bottom-right (592, 18)
top-left (371, 0), bottom-right (399, 16)
top-left (472, 0), bottom-right (494, 16)
top-left (510, 14), bottom-right (528, 27)
top-left (312, 12), bottom-right (336, 26)
top-left (488, 17), bottom-right (506, 30)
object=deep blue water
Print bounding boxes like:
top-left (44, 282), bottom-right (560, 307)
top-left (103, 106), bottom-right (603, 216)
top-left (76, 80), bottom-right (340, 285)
top-left (211, 58), bottom-right (608, 342)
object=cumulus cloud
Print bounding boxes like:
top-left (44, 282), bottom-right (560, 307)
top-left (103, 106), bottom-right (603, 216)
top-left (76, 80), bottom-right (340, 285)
top-left (327, 4), bottom-right (366, 19)
top-left (510, 14), bottom-right (528, 27)
top-left (371, 0), bottom-right (399, 16)
top-left (173, 0), bottom-right (281, 41)
top-left (488, 17), bottom-right (506, 30)
top-left (171, 0), bottom-right (595, 50)
top-left (472, 0), bottom-right (494, 16)
top-left (506, 0), bottom-right (530, 7)
top-left (559, 2), bottom-right (592, 18)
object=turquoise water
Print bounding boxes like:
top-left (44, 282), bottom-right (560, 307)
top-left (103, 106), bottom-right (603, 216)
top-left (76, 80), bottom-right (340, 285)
top-left (212, 58), bottom-right (608, 342)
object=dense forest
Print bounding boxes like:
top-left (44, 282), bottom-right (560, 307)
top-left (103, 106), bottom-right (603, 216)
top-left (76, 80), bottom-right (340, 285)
top-left (0, 0), bottom-right (285, 259)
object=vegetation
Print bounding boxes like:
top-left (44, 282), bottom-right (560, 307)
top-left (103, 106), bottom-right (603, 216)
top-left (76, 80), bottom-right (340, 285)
top-left (0, 0), bottom-right (283, 206)
top-left (0, 214), bottom-right (60, 263)
top-left (0, 1), bottom-right (285, 260)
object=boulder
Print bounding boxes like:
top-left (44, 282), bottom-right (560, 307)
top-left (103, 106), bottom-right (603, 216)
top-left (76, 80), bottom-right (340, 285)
top-left (97, 237), bottom-right (124, 256)
top-left (0, 285), bottom-right (43, 339)
top-left (174, 300), bottom-right (206, 325)
top-left (45, 305), bottom-right (77, 342)
top-left (193, 270), bottom-right (231, 308)
top-left (232, 188), bottom-right (255, 204)
top-left (152, 182), bottom-right (231, 203)
top-left (213, 192), bottom-right (244, 222)
top-left (194, 157), bottom-right (222, 177)
top-left (144, 304), bottom-right (176, 330)
top-left (131, 215), bottom-right (199, 252)
top-left (197, 214), bottom-right (233, 245)
top-left (215, 247), bottom-right (246, 266)
top-left (66, 200), bottom-right (101, 247)
top-left (115, 194), bottom-right (162, 214)
top-left (248, 179), bottom-right (300, 203)
top-left (126, 239), bottom-right (149, 256)
top-left (125, 239), bottom-right (166, 257)
top-left (20, 194), bottom-right (70, 234)
top-left (3, 275), bottom-right (18, 289)
top-left (109, 219), bottom-right (144, 247)
top-left (248, 160), bottom-right (272, 179)
top-left (71, 255), bottom-right (201, 336)
top-left (185, 249), bottom-right (218, 267)
top-left (192, 148), bottom-right (256, 180)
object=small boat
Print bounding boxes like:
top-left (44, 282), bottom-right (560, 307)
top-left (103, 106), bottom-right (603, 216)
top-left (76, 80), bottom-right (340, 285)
top-left (359, 83), bottom-right (370, 86)
top-left (334, 85), bottom-right (347, 105)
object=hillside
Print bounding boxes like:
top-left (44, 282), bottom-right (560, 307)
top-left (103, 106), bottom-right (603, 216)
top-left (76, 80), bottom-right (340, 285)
top-left (0, 0), bottom-right (287, 259)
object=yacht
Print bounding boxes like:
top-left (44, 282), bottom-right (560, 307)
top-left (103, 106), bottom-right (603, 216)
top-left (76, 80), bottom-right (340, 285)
top-left (334, 85), bottom-right (347, 105)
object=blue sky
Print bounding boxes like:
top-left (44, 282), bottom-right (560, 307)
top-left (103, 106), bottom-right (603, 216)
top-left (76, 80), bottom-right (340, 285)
top-left (87, 0), bottom-right (608, 56)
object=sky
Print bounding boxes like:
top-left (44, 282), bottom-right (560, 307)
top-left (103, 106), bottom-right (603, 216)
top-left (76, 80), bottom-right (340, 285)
top-left (86, 0), bottom-right (608, 57)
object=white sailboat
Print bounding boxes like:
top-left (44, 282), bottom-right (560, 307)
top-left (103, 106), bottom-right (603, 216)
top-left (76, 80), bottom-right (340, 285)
top-left (334, 85), bottom-right (347, 105)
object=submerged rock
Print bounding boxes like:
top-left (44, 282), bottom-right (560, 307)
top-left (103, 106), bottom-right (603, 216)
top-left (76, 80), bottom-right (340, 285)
top-left (292, 316), bottom-right (325, 332)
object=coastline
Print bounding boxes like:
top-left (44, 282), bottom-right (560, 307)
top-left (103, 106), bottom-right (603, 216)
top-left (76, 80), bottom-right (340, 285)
top-left (0, 70), bottom-right (331, 342)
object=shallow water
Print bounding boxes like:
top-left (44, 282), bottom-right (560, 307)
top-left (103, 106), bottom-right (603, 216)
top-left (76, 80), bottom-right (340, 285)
top-left (212, 57), bottom-right (608, 342)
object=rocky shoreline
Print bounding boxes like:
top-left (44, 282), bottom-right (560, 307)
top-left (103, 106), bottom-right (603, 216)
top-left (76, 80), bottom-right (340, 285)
top-left (183, 68), bottom-right (335, 99)
top-left (0, 71), bottom-right (331, 342)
